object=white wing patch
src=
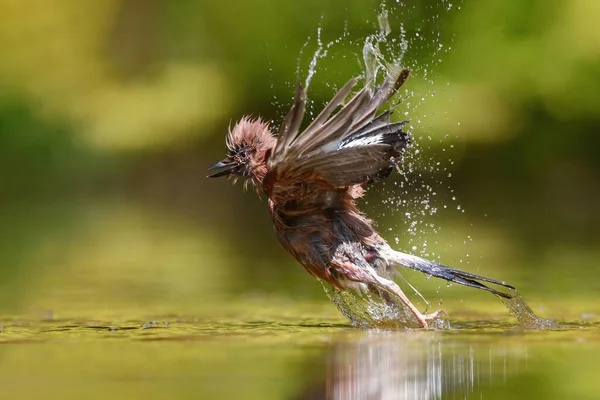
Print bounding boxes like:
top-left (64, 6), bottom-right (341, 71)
top-left (338, 133), bottom-right (384, 149)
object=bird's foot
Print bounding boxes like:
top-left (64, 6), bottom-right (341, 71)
top-left (423, 309), bottom-right (444, 322)
top-left (414, 309), bottom-right (446, 329)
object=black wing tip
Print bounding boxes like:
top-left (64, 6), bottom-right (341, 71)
top-left (395, 68), bottom-right (411, 91)
top-left (452, 275), bottom-right (514, 299)
top-left (444, 267), bottom-right (517, 291)
top-left (494, 290), bottom-right (514, 299)
top-left (433, 271), bottom-right (513, 299)
top-left (408, 259), bottom-right (517, 299)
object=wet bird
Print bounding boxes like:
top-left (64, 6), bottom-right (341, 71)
top-left (208, 67), bottom-right (515, 328)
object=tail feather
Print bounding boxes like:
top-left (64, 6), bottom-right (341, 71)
top-left (385, 249), bottom-right (515, 299)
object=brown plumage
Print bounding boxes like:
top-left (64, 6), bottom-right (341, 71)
top-left (208, 67), bottom-right (515, 328)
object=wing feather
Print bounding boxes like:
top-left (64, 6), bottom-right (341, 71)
top-left (266, 66), bottom-right (411, 192)
top-left (297, 145), bottom-right (395, 187)
top-left (298, 77), bottom-right (358, 141)
top-left (348, 67), bottom-right (410, 131)
top-left (270, 83), bottom-right (306, 167)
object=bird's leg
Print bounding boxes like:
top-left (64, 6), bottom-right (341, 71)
top-left (372, 274), bottom-right (437, 329)
top-left (369, 284), bottom-right (437, 325)
top-left (367, 284), bottom-right (400, 308)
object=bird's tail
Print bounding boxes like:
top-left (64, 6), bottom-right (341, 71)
top-left (382, 248), bottom-right (515, 299)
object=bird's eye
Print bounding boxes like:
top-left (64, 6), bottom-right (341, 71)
top-left (238, 148), bottom-right (249, 159)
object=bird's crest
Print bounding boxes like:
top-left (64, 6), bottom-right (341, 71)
top-left (226, 116), bottom-right (275, 154)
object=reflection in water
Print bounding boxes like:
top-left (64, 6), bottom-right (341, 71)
top-left (324, 330), bottom-right (527, 400)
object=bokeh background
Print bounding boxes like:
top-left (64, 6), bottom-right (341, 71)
top-left (1, 0), bottom-right (599, 321)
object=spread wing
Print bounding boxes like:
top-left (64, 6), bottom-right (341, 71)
top-left (266, 66), bottom-right (411, 192)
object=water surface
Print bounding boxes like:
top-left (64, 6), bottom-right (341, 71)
top-left (0, 305), bottom-right (598, 400)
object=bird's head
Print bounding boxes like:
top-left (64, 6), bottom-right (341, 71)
top-left (207, 117), bottom-right (276, 189)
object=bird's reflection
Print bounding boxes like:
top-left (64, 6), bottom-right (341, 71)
top-left (318, 330), bottom-right (527, 400)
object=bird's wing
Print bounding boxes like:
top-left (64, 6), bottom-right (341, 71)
top-left (266, 67), bottom-right (411, 191)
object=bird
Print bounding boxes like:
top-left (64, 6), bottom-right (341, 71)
top-left (207, 66), bottom-right (515, 328)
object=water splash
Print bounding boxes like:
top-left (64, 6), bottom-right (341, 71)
top-left (304, 26), bottom-right (325, 90)
top-left (363, 8), bottom-right (409, 91)
top-left (320, 280), bottom-right (450, 329)
top-left (300, 17), bottom-right (351, 94)
top-left (501, 293), bottom-right (559, 329)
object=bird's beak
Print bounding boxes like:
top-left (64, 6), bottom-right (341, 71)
top-left (207, 159), bottom-right (236, 178)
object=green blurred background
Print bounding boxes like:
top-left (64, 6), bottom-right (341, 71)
top-left (0, 0), bottom-right (599, 320)
top-left (1, 1), bottom-right (600, 399)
